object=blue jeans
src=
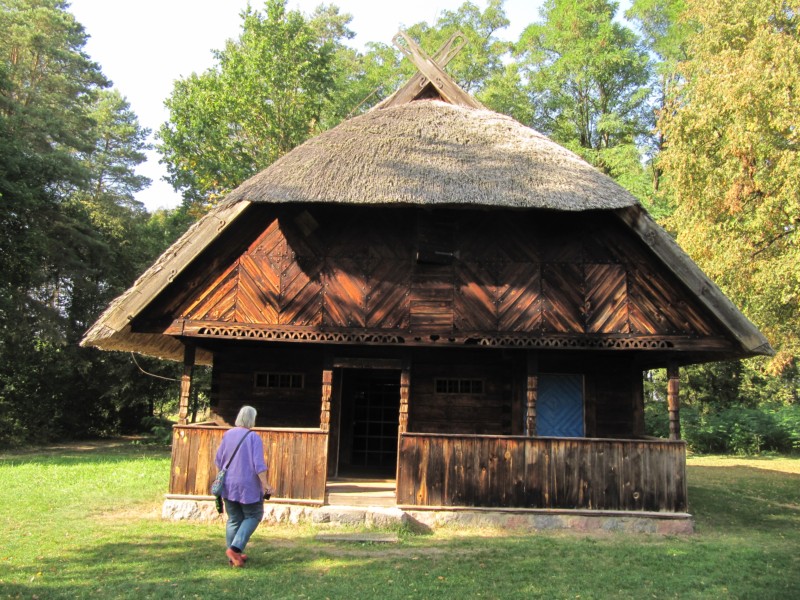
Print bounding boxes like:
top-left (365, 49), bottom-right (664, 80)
top-left (223, 498), bottom-right (264, 552)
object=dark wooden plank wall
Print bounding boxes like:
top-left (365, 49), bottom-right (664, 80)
top-left (396, 433), bottom-right (687, 512)
top-left (211, 347), bottom-right (323, 427)
top-left (170, 425), bottom-right (327, 501)
top-left (409, 358), bottom-right (512, 435)
top-left (172, 206), bottom-right (725, 343)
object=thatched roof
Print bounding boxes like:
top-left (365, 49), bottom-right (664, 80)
top-left (81, 201), bottom-right (251, 363)
top-left (81, 98), bottom-right (772, 362)
top-left (222, 100), bottom-right (638, 210)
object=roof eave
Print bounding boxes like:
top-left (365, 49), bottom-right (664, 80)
top-left (614, 205), bottom-right (774, 358)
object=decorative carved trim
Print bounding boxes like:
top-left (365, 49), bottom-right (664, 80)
top-left (194, 324), bottom-right (405, 345)
top-left (473, 337), bottom-right (675, 350)
top-left (181, 321), bottom-right (732, 352)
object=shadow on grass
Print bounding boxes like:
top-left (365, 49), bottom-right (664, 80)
top-left (9, 525), bottom-right (800, 600)
top-left (688, 465), bottom-right (800, 534)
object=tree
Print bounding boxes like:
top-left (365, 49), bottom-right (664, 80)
top-left (515, 0), bottom-right (653, 200)
top-left (0, 1), bottom-right (180, 445)
top-left (657, 0), bottom-right (800, 373)
top-left (626, 0), bottom-right (695, 198)
top-left (157, 0), bottom-right (341, 212)
top-left (0, 0), bottom-right (108, 444)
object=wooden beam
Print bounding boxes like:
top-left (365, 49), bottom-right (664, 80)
top-left (667, 363), bottom-right (681, 441)
top-left (383, 31), bottom-right (467, 108)
top-left (393, 31), bottom-right (482, 109)
top-left (99, 201), bottom-right (252, 333)
top-left (178, 342), bottom-right (196, 425)
top-left (525, 352), bottom-right (538, 436)
top-left (332, 357), bottom-right (403, 370)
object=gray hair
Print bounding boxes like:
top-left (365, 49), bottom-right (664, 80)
top-left (235, 405), bottom-right (257, 428)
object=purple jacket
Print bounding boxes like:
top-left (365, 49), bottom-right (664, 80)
top-left (214, 427), bottom-right (268, 504)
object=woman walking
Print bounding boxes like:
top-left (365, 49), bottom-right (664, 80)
top-left (215, 405), bottom-right (269, 567)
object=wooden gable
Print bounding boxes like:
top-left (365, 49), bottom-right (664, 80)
top-left (135, 203), bottom-right (736, 361)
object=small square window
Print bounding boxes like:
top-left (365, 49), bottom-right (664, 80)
top-left (254, 372), bottom-right (304, 390)
top-left (435, 378), bottom-right (484, 395)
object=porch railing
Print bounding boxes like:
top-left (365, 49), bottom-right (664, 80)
top-left (169, 424), bottom-right (328, 503)
top-left (397, 433), bottom-right (687, 513)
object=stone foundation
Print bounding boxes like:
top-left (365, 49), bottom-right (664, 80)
top-left (403, 508), bottom-right (694, 534)
top-left (161, 497), bottom-right (693, 534)
top-left (162, 498), bottom-right (317, 525)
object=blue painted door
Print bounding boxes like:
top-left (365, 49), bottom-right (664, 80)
top-left (536, 374), bottom-right (584, 437)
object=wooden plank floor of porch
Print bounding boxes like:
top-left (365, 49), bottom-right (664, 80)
top-left (325, 478), bottom-right (397, 507)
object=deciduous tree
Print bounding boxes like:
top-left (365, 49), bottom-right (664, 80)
top-left (658, 0), bottom-right (800, 372)
top-left (515, 0), bottom-right (653, 200)
top-left (158, 0), bottom-right (340, 212)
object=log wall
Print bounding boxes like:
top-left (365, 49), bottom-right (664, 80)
top-left (409, 356), bottom-right (512, 435)
top-left (169, 425), bottom-right (327, 502)
top-left (396, 433), bottom-right (687, 512)
top-left (210, 348), bottom-right (323, 427)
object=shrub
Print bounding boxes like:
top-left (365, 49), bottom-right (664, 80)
top-left (140, 415), bottom-right (174, 446)
top-left (644, 403), bottom-right (800, 455)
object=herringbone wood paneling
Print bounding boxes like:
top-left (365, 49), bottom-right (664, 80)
top-left (181, 261), bottom-right (239, 321)
top-left (497, 263), bottom-right (543, 332)
top-left (628, 268), bottom-right (715, 335)
top-left (280, 258), bottom-right (323, 326)
top-left (542, 263), bottom-right (584, 333)
top-left (367, 261), bottom-right (412, 329)
top-left (455, 262), bottom-right (498, 331)
top-left (323, 257), bottom-right (367, 328)
top-left (236, 253), bottom-right (280, 323)
top-left (585, 264), bottom-right (629, 334)
top-left (172, 207), bottom-right (726, 344)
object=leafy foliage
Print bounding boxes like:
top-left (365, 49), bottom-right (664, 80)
top-left (645, 402), bottom-right (800, 454)
top-left (0, 0), bottom-right (796, 449)
top-left (157, 0), bottom-right (341, 212)
top-left (0, 0), bottom-right (178, 447)
top-left (515, 0), bottom-right (653, 201)
top-left (658, 0), bottom-right (800, 372)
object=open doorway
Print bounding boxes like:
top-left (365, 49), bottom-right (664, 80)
top-left (335, 368), bottom-right (400, 478)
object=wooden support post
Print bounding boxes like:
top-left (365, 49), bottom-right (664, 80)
top-left (667, 363), bottom-right (681, 441)
top-left (399, 364), bottom-right (411, 434)
top-left (526, 352), bottom-right (538, 436)
top-left (320, 369), bottom-right (333, 432)
top-left (178, 342), bottom-right (196, 426)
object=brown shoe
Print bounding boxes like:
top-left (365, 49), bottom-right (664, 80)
top-left (226, 548), bottom-right (245, 567)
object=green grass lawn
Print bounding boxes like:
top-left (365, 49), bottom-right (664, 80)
top-left (1, 442), bottom-right (798, 599)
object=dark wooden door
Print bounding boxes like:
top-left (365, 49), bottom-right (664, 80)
top-left (338, 369), bottom-right (400, 477)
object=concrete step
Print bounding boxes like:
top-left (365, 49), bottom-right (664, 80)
top-left (312, 505), bottom-right (409, 528)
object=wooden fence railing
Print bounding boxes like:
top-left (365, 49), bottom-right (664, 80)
top-left (169, 425), bottom-right (328, 503)
top-left (397, 434), bottom-right (687, 512)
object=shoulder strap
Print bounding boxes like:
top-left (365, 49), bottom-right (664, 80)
top-left (224, 430), bottom-right (252, 470)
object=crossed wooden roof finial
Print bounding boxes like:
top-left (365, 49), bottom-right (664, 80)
top-left (380, 30), bottom-right (483, 109)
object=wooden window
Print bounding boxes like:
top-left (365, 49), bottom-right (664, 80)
top-left (435, 378), bottom-right (484, 395)
top-left (254, 372), bottom-right (304, 390)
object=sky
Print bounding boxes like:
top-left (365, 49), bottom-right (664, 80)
top-left (67, 0), bottom-right (551, 211)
